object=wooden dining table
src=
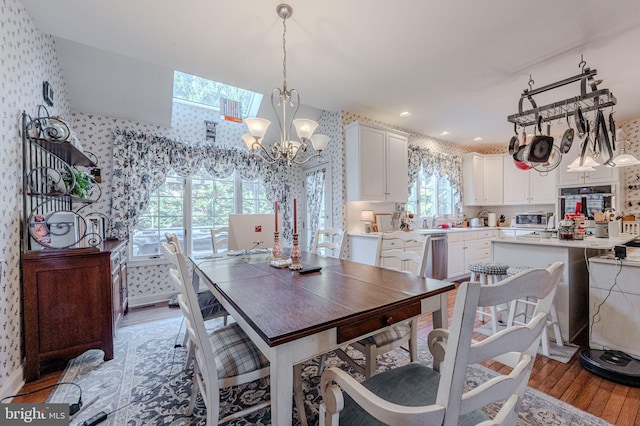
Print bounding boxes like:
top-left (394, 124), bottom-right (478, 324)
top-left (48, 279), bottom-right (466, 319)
top-left (191, 251), bottom-right (455, 425)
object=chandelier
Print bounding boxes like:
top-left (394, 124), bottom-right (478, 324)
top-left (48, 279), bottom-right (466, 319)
top-left (242, 3), bottom-right (329, 166)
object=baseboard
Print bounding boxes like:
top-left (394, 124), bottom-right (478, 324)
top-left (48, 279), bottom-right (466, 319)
top-left (129, 292), bottom-right (175, 309)
top-left (0, 366), bottom-right (25, 402)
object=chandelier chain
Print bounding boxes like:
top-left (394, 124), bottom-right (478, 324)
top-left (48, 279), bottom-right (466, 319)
top-left (282, 16), bottom-right (287, 92)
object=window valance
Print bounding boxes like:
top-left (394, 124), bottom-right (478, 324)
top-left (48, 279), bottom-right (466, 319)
top-left (407, 145), bottom-right (463, 213)
top-left (110, 129), bottom-right (291, 239)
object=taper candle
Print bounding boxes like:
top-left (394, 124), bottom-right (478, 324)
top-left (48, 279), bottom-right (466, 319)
top-left (293, 198), bottom-right (297, 234)
top-left (274, 201), bottom-right (278, 232)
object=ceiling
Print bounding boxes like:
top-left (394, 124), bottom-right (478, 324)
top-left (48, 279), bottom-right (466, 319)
top-left (21, 0), bottom-right (640, 147)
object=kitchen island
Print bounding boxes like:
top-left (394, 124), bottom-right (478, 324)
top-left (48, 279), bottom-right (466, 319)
top-left (491, 234), bottom-right (635, 344)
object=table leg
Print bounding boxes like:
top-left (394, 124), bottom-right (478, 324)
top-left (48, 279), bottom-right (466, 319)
top-left (270, 346), bottom-right (294, 426)
top-left (431, 293), bottom-right (449, 371)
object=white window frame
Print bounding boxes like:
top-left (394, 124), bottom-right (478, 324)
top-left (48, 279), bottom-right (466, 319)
top-left (408, 169), bottom-right (455, 219)
top-left (128, 169), bottom-right (269, 266)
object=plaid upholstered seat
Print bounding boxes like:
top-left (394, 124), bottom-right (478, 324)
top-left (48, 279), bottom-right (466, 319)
top-left (210, 322), bottom-right (269, 378)
top-left (360, 322), bottom-right (411, 347)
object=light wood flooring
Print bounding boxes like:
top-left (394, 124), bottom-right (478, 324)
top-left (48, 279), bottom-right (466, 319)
top-left (12, 293), bottom-right (640, 425)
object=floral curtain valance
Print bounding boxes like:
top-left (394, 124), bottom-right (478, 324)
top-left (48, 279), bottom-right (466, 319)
top-left (110, 128), bottom-right (291, 240)
top-left (407, 145), bottom-right (463, 213)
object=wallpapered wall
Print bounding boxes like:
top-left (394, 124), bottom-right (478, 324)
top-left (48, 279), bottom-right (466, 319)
top-left (621, 119), bottom-right (640, 218)
top-left (0, 0), bottom-right (73, 394)
top-left (70, 102), bottom-right (279, 303)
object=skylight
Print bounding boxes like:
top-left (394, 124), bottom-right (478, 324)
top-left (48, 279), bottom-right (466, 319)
top-left (172, 71), bottom-right (263, 118)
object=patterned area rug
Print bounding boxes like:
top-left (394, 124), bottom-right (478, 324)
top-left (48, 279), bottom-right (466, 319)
top-left (48, 317), bottom-right (611, 425)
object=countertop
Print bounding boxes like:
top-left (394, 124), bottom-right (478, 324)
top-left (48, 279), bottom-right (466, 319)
top-left (589, 246), bottom-right (640, 265)
top-left (348, 227), bottom-right (544, 238)
top-left (492, 234), bottom-right (636, 249)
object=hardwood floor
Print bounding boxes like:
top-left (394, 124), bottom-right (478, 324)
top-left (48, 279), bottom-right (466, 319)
top-left (11, 294), bottom-right (640, 425)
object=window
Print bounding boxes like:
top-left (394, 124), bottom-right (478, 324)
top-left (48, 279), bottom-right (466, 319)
top-left (130, 168), bottom-right (270, 261)
top-left (172, 71), bottom-right (263, 118)
top-left (407, 169), bottom-right (455, 218)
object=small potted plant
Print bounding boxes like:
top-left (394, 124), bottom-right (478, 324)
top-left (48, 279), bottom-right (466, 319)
top-left (62, 166), bottom-right (95, 199)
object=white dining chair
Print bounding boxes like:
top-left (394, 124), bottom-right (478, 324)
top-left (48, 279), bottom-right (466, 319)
top-left (210, 227), bottom-right (229, 253)
top-left (319, 263), bottom-right (563, 426)
top-left (311, 227), bottom-right (346, 259)
top-left (162, 243), bottom-right (308, 425)
top-left (326, 232), bottom-right (431, 378)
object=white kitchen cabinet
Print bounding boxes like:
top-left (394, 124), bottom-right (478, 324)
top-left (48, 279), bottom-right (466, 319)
top-left (346, 122), bottom-right (409, 202)
top-left (447, 239), bottom-right (466, 278)
top-left (557, 150), bottom-right (620, 185)
top-left (447, 229), bottom-right (499, 279)
top-left (462, 153), bottom-right (503, 206)
top-left (503, 155), bottom-right (557, 205)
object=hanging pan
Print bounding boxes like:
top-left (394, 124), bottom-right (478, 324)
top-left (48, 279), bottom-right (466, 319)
top-left (533, 145), bottom-right (562, 175)
top-left (525, 115), bottom-right (554, 164)
top-left (574, 105), bottom-right (587, 137)
top-left (512, 128), bottom-right (531, 170)
top-left (508, 122), bottom-right (519, 155)
top-left (559, 111), bottom-right (575, 154)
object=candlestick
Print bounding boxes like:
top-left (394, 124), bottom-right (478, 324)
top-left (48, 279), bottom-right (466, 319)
top-left (289, 233), bottom-right (302, 270)
top-left (272, 231), bottom-right (281, 259)
top-left (274, 201), bottom-right (278, 232)
top-left (293, 198), bottom-right (297, 234)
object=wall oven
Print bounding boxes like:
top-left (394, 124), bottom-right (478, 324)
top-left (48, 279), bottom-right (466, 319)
top-left (558, 184), bottom-right (617, 220)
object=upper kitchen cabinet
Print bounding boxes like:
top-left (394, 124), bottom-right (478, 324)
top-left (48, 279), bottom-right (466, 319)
top-left (462, 153), bottom-right (503, 206)
top-left (557, 148), bottom-right (620, 186)
top-left (346, 122), bottom-right (409, 202)
top-left (503, 155), bottom-right (557, 204)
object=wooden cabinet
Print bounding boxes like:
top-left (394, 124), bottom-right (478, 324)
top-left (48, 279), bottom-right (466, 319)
top-left (346, 122), bottom-right (409, 202)
top-left (462, 153), bottom-right (503, 206)
top-left (503, 155), bottom-right (557, 204)
top-left (447, 229), bottom-right (498, 279)
top-left (557, 150), bottom-right (620, 185)
top-left (21, 239), bottom-right (127, 381)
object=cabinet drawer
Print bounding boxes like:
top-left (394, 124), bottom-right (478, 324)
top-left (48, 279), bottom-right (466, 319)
top-left (447, 232), bottom-right (465, 243)
top-left (381, 239), bottom-right (403, 250)
top-left (478, 230), bottom-right (498, 239)
top-left (463, 231), bottom-right (480, 240)
top-left (337, 302), bottom-right (421, 344)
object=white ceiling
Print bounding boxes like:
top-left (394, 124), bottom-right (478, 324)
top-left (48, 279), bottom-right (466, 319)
top-left (21, 0), bottom-right (640, 147)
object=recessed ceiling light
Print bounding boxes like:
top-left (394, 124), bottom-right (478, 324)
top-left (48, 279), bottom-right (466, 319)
top-left (399, 111), bottom-right (411, 118)
top-left (440, 131), bottom-right (450, 136)
top-left (473, 137), bottom-right (483, 141)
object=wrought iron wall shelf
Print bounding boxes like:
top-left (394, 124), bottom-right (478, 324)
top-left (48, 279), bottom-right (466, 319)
top-left (21, 109), bottom-right (105, 251)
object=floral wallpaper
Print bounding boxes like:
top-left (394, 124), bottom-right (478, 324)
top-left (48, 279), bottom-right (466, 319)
top-left (621, 119), bottom-right (640, 219)
top-left (0, 0), bottom-right (72, 393)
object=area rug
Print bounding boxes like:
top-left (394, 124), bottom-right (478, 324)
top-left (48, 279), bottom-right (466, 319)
top-left (48, 317), bottom-right (611, 426)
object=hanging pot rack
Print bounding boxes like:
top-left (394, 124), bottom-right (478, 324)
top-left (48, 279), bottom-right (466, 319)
top-left (507, 60), bottom-right (617, 128)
